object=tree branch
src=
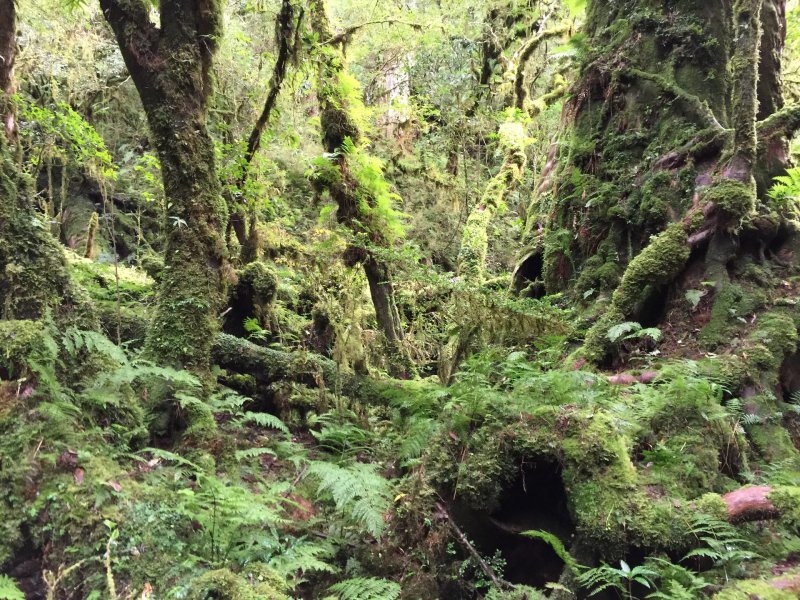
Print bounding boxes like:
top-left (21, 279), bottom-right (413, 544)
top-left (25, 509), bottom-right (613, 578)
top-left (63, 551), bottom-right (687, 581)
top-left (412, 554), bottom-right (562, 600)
top-left (99, 0), bottom-right (160, 95)
top-left (757, 103), bottom-right (800, 140)
top-left (627, 68), bottom-right (726, 132)
top-left (325, 19), bottom-right (424, 47)
top-left (512, 25), bottom-right (570, 109)
top-left (240, 0), bottom-right (301, 188)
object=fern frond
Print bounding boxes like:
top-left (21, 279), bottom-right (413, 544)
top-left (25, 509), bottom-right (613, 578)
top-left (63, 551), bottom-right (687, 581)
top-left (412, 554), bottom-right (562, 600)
top-left (238, 411), bottom-right (290, 434)
top-left (324, 577), bottom-right (401, 600)
top-left (307, 461), bottom-right (391, 538)
top-left (0, 575), bottom-right (24, 600)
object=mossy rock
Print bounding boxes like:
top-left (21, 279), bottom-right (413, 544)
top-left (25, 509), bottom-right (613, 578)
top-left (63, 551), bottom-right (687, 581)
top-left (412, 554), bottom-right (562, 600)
top-left (187, 566), bottom-right (288, 600)
top-left (712, 578), bottom-right (797, 600)
top-left (0, 320), bottom-right (57, 380)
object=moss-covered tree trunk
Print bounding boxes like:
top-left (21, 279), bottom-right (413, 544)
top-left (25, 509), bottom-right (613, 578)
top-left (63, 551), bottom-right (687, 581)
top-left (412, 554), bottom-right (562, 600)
top-left (519, 0), bottom-right (798, 365)
top-left (101, 0), bottom-right (228, 372)
top-left (308, 0), bottom-right (406, 354)
top-left (0, 1), bottom-right (90, 322)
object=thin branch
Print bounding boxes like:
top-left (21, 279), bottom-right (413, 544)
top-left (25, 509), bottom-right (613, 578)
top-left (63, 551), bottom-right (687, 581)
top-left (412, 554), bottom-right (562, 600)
top-left (325, 19), bottom-right (424, 46)
top-left (436, 501), bottom-right (513, 591)
top-left (239, 0), bottom-right (302, 188)
top-left (627, 68), bottom-right (726, 132)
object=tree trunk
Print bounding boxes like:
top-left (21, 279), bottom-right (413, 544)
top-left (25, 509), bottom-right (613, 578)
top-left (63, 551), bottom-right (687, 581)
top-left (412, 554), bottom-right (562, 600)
top-left (519, 0), bottom-right (797, 366)
top-left (0, 0), bottom-right (16, 140)
top-left (100, 0), bottom-right (228, 373)
top-left (0, 1), bottom-right (91, 323)
top-left (308, 0), bottom-right (406, 357)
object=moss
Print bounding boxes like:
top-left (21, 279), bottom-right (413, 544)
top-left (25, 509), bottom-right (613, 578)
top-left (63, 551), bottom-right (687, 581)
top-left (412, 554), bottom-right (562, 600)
top-left (581, 305), bottom-right (625, 363)
top-left (612, 223), bottom-right (690, 315)
top-left (702, 178), bottom-right (757, 230)
top-left (694, 493), bottom-right (730, 520)
top-left (187, 567), bottom-right (288, 600)
top-left (0, 320), bottom-right (57, 380)
top-left (139, 252), bottom-right (164, 282)
top-left (769, 486), bottom-right (800, 530)
top-left (712, 579), bottom-right (797, 600)
top-left (0, 139), bottom-right (94, 325)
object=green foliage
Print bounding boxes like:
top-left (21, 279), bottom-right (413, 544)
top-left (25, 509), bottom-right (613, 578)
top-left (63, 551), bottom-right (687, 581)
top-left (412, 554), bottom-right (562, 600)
top-left (307, 461), bottom-right (391, 538)
top-left (0, 576), bottom-right (24, 600)
top-left (324, 577), bottom-right (401, 600)
top-left (521, 530), bottom-right (580, 574)
top-left (577, 560), bottom-right (657, 599)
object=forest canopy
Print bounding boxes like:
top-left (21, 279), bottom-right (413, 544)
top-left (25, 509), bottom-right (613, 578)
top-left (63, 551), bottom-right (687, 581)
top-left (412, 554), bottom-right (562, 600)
top-left (2, 0), bottom-right (800, 599)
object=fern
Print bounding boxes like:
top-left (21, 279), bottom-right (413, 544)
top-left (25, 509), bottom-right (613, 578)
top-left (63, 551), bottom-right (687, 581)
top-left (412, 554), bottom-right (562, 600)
top-left (234, 447), bottom-right (277, 461)
top-left (521, 530), bottom-right (580, 574)
top-left (62, 328), bottom-right (127, 364)
top-left (0, 576), bottom-right (24, 600)
top-left (324, 577), bottom-right (401, 600)
top-left (269, 538), bottom-right (338, 579)
top-left (237, 411), bottom-right (290, 434)
top-left (307, 461), bottom-right (391, 538)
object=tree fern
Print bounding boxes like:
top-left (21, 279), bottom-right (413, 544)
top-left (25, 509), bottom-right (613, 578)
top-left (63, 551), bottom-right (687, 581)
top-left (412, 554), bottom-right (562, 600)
top-left (307, 461), bottom-right (391, 538)
top-left (324, 577), bottom-right (401, 600)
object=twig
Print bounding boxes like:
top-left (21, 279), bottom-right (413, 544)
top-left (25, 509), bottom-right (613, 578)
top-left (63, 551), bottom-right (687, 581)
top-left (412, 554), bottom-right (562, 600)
top-left (436, 501), bottom-right (513, 590)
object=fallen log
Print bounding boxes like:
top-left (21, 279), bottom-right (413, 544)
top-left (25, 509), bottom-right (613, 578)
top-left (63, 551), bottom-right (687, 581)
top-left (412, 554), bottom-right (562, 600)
top-left (211, 333), bottom-right (394, 402)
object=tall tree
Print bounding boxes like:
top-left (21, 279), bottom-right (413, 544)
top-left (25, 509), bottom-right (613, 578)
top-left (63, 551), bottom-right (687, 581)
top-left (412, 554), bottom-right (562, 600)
top-left (308, 0), bottom-right (406, 359)
top-left (517, 0), bottom-right (798, 363)
top-left (0, 0), bottom-right (89, 322)
top-left (100, 0), bottom-right (229, 372)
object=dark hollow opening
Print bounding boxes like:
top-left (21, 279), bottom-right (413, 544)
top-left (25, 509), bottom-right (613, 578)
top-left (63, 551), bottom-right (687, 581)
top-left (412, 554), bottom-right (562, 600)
top-left (513, 252), bottom-right (545, 298)
top-left (450, 460), bottom-right (574, 588)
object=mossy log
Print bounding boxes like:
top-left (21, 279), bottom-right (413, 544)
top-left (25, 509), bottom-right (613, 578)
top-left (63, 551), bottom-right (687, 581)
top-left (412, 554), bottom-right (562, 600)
top-left (211, 333), bottom-right (393, 402)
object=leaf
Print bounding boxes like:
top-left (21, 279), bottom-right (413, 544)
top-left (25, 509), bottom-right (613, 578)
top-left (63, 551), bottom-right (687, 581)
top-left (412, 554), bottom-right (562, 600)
top-left (685, 289), bottom-right (703, 309)
top-left (620, 560), bottom-right (631, 574)
top-left (608, 322), bottom-right (641, 342)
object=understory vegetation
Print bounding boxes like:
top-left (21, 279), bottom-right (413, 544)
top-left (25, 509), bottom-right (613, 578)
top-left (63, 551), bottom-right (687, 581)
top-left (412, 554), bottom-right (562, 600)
top-left (2, 0), bottom-right (800, 599)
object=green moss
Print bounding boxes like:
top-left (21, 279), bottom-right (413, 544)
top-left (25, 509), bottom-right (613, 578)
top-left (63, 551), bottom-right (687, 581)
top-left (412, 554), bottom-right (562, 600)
top-left (187, 567), bottom-right (288, 600)
top-left (612, 223), bottom-right (690, 315)
top-left (0, 140), bottom-right (94, 325)
top-left (0, 320), bottom-right (57, 380)
top-left (702, 179), bottom-right (757, 230)
top-left (712, 579), bottom-right (797, 600)
top-left (769, 486), bottom-right (800, 529)
top-left (694, 493), bottom-right (730, 520)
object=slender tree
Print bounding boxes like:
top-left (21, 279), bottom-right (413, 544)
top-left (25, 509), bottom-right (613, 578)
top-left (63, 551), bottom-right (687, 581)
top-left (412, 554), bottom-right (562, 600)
top-left (100, 0), bottom-right (229, 372)
top-left (308, 0), bottom-right (406, 356)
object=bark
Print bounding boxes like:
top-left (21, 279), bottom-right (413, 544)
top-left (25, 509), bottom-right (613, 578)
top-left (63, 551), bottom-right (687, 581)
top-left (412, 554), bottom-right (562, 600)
top-left (100, 0), bottom-right (228, 373)
top-left (0, 0), bottom-right (15, 140)
top-left (308, 0), bottom-right (406, 355)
